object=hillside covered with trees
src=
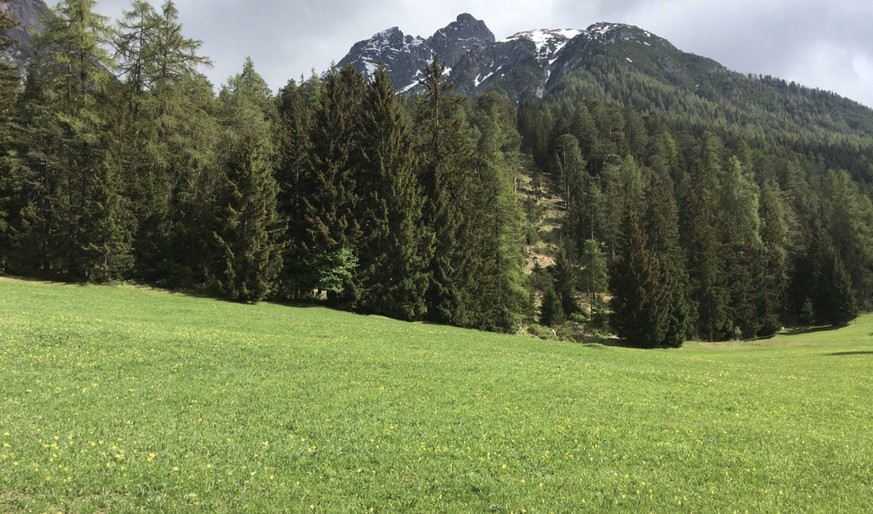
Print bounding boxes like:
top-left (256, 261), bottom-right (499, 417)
top-left (1, 0), bottom-right (871, 345)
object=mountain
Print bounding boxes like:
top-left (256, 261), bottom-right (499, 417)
top-left (339, 15), bottom-right (873, 148)
top-left (337, 13), bottom-right (495, 93)
top-left (0, 0), bottom-right (46, 69)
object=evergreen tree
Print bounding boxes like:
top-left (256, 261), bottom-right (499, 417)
top-left (539, 281), bottom-right (564, 327)
top-left (301, 65), bottom-right (366, 304)
top-left (0, 4), bottom-right (21, 270)
top-left (681, 135), bottom-right (728, 341)
top-left (645, 171), bottom-right (691, 346)
top-left (212, 58), bottom-right (283, 302)
top-left (555, 134), bottom-right (584, 209)
top-left (579, 239), bottom-right (608, 323)
top-left (719, 156), bottom-right (763, 338)
top-left (551, 252), bottom-right (579, 318)
top-left (756, 179), bottom-right (790, 335)
top-left (416, 57), bottom-right (477, 326)
top-left (464, 91), bottom-right (532, 331)
top-left (13, 0), bottom-right (133, 281)
top-left (818, 169), bottom-right (873, 306)
top-left (113, 0), bottom-right (215, 284)
top-left (808, 219), bottom-right (858, 326)
top-left (353, 66), bottom-right (429, 320)
top-left (274, 77), bottom-right (317, 299)
top-left (566, 170), bottom-right (605, 251)
top-left (610, 208), bottom-right (669, 347)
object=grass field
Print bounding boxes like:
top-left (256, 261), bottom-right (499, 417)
top-left (1, 277), bottom-right (871, 512)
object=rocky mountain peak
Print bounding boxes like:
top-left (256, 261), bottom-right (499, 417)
top-left (338, 13), bottom-right (495, 92)
top-left (427, 13), bottom-right (495, 65)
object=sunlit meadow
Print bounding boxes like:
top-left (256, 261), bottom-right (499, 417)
top-left (1, 277), bottom-right (871, 512)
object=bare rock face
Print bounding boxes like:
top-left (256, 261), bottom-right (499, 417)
top-left (0, 0), bottom-right (47, 69)
top-left (426, 13), bottom-right (495, 68)
top-left (337, 13), bottom-right (494, 92)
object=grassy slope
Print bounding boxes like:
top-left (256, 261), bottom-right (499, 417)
top-left (1, 277), bottom-right (871, 513)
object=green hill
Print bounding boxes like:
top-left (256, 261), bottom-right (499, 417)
top-left (1, 277), bottom-right (871, 512)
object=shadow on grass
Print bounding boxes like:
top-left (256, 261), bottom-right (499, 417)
top-left (781, 325), bottom-right (842, 336)
top-left (827, 351), bottom-right (873, 357)
top-left (577, 336), bottom-right (678, 350)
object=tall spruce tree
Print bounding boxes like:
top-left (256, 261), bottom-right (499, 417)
top-left (275, 77), bottom-right (317, 299)
top-left (808, 219), bottom-right (858, 326)
top-left (301, 65), bottom-right (366, 303)
top-left (818, 169), bottom-right (873, 307)
top-left (719, 156), bottom-right (763, 338)
top-left (645, 170), bottom-right (691, 346)
top-left (555, 134), bottom-right (584, 209)
top-left (756, 179), bottom-right (790, 335)
top-left (212, 58), bottom-right (283, 302)
top-left (416, 57), bottom-right (477, 326)
top-left (579, 239), bottom-right (608, 323)
top-left (113, 0), bottom-right (215, 284)
top-left (464, 91), bottom-right (532, 331)
top-left (610, 208), bottom-right (669, 347)
top-left (353, 66), bottom-right (429, 320)
top-left (551, 251), bottom-right (580, 318)
top-left (681, 135), bottom-right (729, 341)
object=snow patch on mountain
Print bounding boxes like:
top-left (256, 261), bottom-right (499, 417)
top-left (504, 28), bottom-right (584, 65)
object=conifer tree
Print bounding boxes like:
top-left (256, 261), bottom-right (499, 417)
top-left (540, 281), bottom-right (564, 327)
top-left (818, 169), bottom-right (873, 306)
top-left (756, 179), bottom-right (790, 335)
top-left (579, 239), bottom-right (608, 323)
top-left (681, 136), bottom-right (728, 341)
top-left (416, 57), bottom-right (477, 325)
top-left (645, 171), bottom-right (691, 346)
top-left (808, 219), bottom-right (858, 326)
top-left (551, 252), bottom-right (579, 318)
top-left (113, 0), bottom-right (215, 284)
top-left (275, 77), bottom-right (316, 299)
top-left (14, 0), bottom-right (133, 281)
top-left (610, 208), bottom-right (668, 347)
top-left (555, 134), bottom-right (584, 209)
top-left (354, 66), bottom-right (429, 319)
top-left (301, 65), bottom-right (366, 304)
top-left (719, 156), bottom-right (763, 338)
top-left (0, 4), bottom-right (20, 270)
top-left (212, 58), bottom-right (283, 302)
top-left (463, 91), bottom-right (532, 331)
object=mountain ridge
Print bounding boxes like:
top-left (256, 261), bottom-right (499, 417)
top-left (338, 14), bottom-right (873, 147)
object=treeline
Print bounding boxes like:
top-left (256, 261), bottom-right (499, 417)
top-left (519, 97), bottom-right (871, 345)
top-left (0, 0), bottom-right (530, 332)
top-left (1, 1), bottom-right (871, 344)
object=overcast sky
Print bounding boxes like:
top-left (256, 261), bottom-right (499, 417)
top-left (90, 0), bottom-right (873, 108)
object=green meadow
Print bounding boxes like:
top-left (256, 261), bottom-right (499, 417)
top-left (1, 277), bottom-right (871, 512)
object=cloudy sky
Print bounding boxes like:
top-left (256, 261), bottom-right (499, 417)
top-left (91, 0), bottom-right (873, 108)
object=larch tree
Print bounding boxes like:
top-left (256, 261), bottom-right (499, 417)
top-left (0, 3), bottom-right (21, 270)
top-left (113, 0), bottom-right (216, 285)
top-left (14, 0), bottom-right (133, 281)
